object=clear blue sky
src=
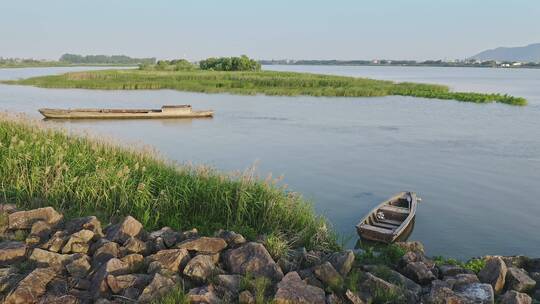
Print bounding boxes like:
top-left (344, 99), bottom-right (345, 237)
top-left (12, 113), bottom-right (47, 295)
top-left (1, 0), bottom-right (539, 61)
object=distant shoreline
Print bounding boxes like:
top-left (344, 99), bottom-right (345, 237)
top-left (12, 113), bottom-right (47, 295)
top-left (260, 61), bottom-right (540, 70)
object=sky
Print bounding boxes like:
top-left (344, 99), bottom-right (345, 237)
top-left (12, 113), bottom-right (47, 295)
top-left (1, 0), bottom-right (539, 61)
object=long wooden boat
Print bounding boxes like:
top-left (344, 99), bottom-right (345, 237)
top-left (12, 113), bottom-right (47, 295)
top-left (356, 192), bottom-right (417, 243)
top-left (38, 105), bottom-right (213, 119)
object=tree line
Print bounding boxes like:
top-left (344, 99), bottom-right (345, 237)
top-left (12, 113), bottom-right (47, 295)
top-left (59, 54), bottom-right (156, 65)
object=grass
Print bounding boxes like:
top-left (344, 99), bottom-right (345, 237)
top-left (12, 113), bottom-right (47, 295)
top-left (264, 232), bottom-right (293, 261)
top-left (0, 114), bottom-right (337, 251)
top-left (240, 274), bottom-right (272, 304)
top-left (433, 256), bottom-right (486, 273)
top-left (1, 69), bottom-right (527, 106)
top-left (150, 285), bottom-right (189, 304)
top-left (356, 244), bottom-right (407, 267)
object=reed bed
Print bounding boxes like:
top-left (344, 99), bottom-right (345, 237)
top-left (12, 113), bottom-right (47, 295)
top-left (2, 69), bottom-right (527, 105)
top-left (0, 114), bottom-right (337, 250)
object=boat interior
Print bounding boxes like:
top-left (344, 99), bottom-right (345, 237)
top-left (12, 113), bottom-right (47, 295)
top-left (360, 194), bottom-right (412, 234)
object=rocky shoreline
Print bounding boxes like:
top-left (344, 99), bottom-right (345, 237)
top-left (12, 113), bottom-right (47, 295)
top-left (0, 205), bottom-right (538, 304)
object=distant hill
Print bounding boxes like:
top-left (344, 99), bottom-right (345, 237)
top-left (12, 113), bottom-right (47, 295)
top-left (471, 43), bottom-right (540, 62)
top-left (59, 54), bottom-right (156, 65)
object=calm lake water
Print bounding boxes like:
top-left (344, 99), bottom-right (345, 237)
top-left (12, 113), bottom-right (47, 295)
top-left (1, 65), bottom-right (539, 259)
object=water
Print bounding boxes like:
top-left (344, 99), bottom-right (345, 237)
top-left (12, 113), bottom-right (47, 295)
top-left (1, 65), bottom-right (539, 259)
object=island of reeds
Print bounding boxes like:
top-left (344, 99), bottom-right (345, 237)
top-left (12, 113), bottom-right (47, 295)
top-left (1, 56), bottom-right (527, 106)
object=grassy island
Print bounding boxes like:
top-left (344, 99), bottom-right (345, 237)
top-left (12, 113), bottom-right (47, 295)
top-left (2, 69), bottom-right (527, 106)
top-left (0, 115), bottom-right (337, 251)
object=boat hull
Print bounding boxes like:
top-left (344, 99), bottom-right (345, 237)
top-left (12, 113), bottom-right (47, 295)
top-left (356, 192), bottom-right (417, 244)
top-left (39, 108), bottom-right (214, 119)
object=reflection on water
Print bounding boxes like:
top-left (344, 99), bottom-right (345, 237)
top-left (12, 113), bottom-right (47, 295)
top-left (1, 66), bottom-right (540, 259)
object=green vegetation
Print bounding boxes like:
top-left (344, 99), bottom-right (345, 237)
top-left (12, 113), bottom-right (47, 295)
top-left (151, 286), bottom-right (189, 304)
top-left (356, 244), bottom-right (407, 266)
top-left (264, 232), bottom-right (292, 261)
top-left (199, 55), bottom-right (261, 71)
top-left (433, 256), bottom-right (486, 273)
top-left (139, 59), bottom-right (196, 71)
top-left (2, 68), bottom-right (526, 105)
top-left (60, 53), bottom-right (156, 65)
top-left (240, 274), bottom-right (272, 304)
top-left (0, 115), bottom-right (336, 251)
top-left (0, 58), bottom-right (71, 68)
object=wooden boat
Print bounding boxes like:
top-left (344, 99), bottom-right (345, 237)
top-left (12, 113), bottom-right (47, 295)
top-left (38, 105), bottom-right (213, 119)
top-left (356, 192), bottom-right (418, 243)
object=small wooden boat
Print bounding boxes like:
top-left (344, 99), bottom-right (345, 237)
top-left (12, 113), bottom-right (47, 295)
top-left (356, 192), bottom-right (418, 243)
top-left (38, 105), bottom-right (213, 119)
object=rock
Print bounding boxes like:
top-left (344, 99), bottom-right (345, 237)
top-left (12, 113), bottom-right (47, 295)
top-left (66, 254), bottom-right (91, 278)
top-left (478, 256), bottom-right (507, 294)
top-left (68, 277), bottom-right (91, 290)
top-left (500, 290), bottom-right (532, 304)
top-left (345, 289), bottom-right (368, 304)
top-left (215, 274), bottom-right (243, 294)
top-left (363, 265), bottom-right (421, 296)
top-left (38, 294), bottom-right (79, 304)
top-left (0, 268), bottom-right (24, 295)
top-left (8, 207), bottom-right (63, 230)
top-left (41, 231), bottom-right (66, 253)
top-left (187, 284), bottom-right (221, 304)
top-left (66, 216), bottom-right (103, 236)
top-left (177, 237), bottom-right (227, 254)
top-left (123, 237), bottom-right (148, 254)
top-left (121, 253), bottom-right (145, 273)
top-left (145, 248), bottom-right (190, 273)
top-left (506, 267), bottom-right (536, 293)
top-left (395, 241), bottom-right (425, 254)
top-left (4, 267), bottom-right (57, 304)
top-left (223, 242), bottom-right (284, 281)
top-left (0, 241), bottom-right (27, 266)
top-left (439, 265), bottom-right (471, 277)
top-left (30, 221), bottom-right (52, 240)
top-left (360, 272), bottom-right (405, 300)
top-left (184, 254), bottom-right (219, 282)
top-left (105, 216), bottom-right (143, 244)
top-left (239, 290), bottom-right (255, 304)
top-left (424, 280), bottom-right (466, 304)
top-left (403, 261), bottom-right (436, 284)
top-left (313, 262), bottom-right (343, 289)
top-left (454, 283), bottom-right (494, 304)
top-left (445, 273), bottom-right (480, 290)
top-left (273, 271), bottom-right (326, 304)
top-left (215, 230), bottom-right (246, 247)
top-left (90, 257), bottom-right (136, 299)
top-left (29, 248), bottom-right (72, 269)
top-left (62, 229), bottom-right (94, 254)
top-left (92, 241), bottom-right (120, 266)
top-left (149, 227), bottom-right (181, 248)
top-left (327, 250), bottom-right (355, 276)
top-left (106, 274), bottom-right (151, 294)
top-left (122, 287), bottom-right (142, 300)
top-left (527, 258), bottom-right (540, 273)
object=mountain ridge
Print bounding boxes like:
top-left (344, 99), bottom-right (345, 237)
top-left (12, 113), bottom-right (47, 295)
top-left (471, 43), bottom-right (540, 62)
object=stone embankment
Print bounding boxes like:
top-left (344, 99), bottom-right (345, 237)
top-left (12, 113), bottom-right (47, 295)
top-left (0, 205), bottom-right (539, 303)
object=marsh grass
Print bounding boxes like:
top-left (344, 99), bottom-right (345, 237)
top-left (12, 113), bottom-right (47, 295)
top-left (1, 69), bottom-right (527, 105)
top-left (0, 114), bottom-right (337, 251)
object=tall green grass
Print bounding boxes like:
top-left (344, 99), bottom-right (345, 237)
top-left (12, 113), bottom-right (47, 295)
top-left (0, 114), bottom-right (337, 250)
top-left (2, 69), bottom-right (527, 105)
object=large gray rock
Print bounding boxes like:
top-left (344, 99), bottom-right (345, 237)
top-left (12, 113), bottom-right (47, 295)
top-left (145, 248), bottom-right (190, 273)
top-left (455, 283), bottom-right (494, 304)
top-left (0, 241), bottom-right (27, 266)
top-left (313, 262), bottom-right (343, 288)
top-left (363, 265), bottom-right (421, 296)
top-left (184, 254), bottom-right (219, 282)
top-left (403, 261), bottom-right (436, 285)
top-left (360, 272), bottom-right (407, 302)
top-left (123, 237), bottom-right (148, 255)
top-left (41, 231), bottom-right (67, 253)
top-left (273, 271), bottom-right (326, 304)
top-left (500, 290), bottom-right (532, 304)
top-left (105, 216), bottom-right (143, 244)
top-left (395, 241), bottom-right (425, 254)
top-left (478, 256), bottom-right (507, 294)
top-left (92, 241), bottom-right (120, 266)
top-left (215, 274), bottom-right (243, 294)
top-left (62, 229), bottom-right (94, 254)
top-left (106, 274), bottom-right (151, 294)
top-left (424, 280), bottom-right (466, 304)
top-left (65, 216), bottom-right (103, 236)
top-left (138, 273), bottom-right (176, 303)
top-left (65, 254), bottom-right (91, 278)
top-left (177, 237), bottom-right (227, 254)
top-left (506, 267), bottom-right (536, 293)
top-left (149, 227), bottom-right (181, 249)
top-left (4, 267), bottom-right (57, 304)
top-left (223, 242), bottom-right (283, 281)
top-left (8, 207), bottom-right (63, 230)
top-left (187, 284), bottom-right (222, 304)
top-left (327, 250), bottom-right (355, 276)
top-left (29, 248), bottom-right (72, 269)
top-left (215, 230), bottom-right (246, 248)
